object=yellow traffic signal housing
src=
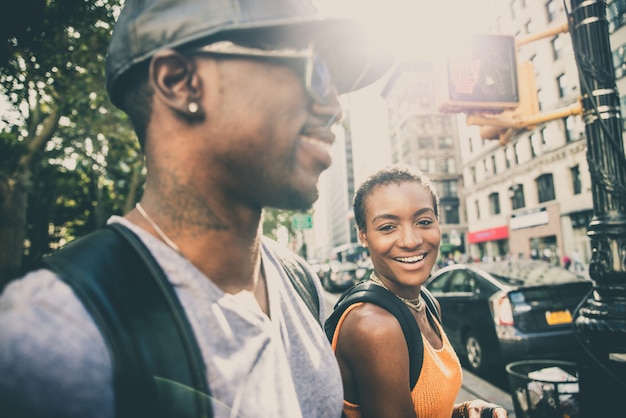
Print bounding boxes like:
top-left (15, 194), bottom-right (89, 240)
top-left (438, 34), bottom-right (520, 113)
top-left (438, 24), bottom-right (582, 145)
top-left (475, 60), bottom-right (540, 142)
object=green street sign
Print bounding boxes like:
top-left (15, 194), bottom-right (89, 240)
top-left (291, 214), bottom-right (312, 230)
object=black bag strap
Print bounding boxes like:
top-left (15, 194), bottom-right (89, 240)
top-left (41, 223), bottom-right (212, 418)
top-left (263, 238), bottom-right (321, 323)
top-left (324, 280), bottom-right (440, 390)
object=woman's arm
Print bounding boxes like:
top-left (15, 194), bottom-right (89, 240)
top-left (336, 303), bottom-right (416, 418)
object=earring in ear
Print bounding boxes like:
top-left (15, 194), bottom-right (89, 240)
top-left (187, 102), bottom-right (199, 114)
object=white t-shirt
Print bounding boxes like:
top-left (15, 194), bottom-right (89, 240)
top-left (0, 217), bottom-right (343, 418)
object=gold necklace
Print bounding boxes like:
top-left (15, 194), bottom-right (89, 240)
top-left (370, 272), bottom-right (424, 312)
top-left (135, 202), bottom-right (181, 254)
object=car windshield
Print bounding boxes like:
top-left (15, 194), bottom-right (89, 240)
top-left (476, 260), bottom-right (588, 286)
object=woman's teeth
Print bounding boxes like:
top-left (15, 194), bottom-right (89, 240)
top-left (395, 254), bottom-right (426, 263)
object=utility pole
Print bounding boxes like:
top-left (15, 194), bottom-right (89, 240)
top-left (568, 0), bottom-right (626, 415)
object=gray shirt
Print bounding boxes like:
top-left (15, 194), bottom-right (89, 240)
top-left (0, 217), bottom-right (343, 417)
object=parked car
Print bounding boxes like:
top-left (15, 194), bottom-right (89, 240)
top-left (424, 260), bottom-right (593, 375)
top-left (322, 260), bottom-right (367, 293)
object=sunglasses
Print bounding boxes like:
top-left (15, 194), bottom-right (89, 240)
top-left (189, 41), bottom-right (335, 104)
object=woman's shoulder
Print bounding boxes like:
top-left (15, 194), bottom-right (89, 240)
top-left (340, 302), bottom-right (406, 345)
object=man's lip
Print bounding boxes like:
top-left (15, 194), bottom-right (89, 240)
top-left (301, 128), bottom-right (335, 146)
top-left (299, 128), bottom-right (335, 168)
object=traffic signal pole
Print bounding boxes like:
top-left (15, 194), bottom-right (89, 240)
top-left (568, 0), bottom-right (626, 415)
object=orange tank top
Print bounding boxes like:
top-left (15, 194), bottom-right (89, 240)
top-left (331, 303), bottom-right (463, 418)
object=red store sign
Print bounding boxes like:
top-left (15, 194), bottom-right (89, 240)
top-left (467, 226), bottom-right (509, 244)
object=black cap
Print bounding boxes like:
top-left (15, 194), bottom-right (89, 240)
top-left (105, 0), bottom-right (395, 107)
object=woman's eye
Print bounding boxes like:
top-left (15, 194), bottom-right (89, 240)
top-left (378, 224), bottom-right (395, 232)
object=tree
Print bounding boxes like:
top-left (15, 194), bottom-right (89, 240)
top-left (0, 0), bottom-right (144, 284)
top-left (262, 208), bottom-right (314, 259)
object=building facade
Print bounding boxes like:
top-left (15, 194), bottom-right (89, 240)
top-left (457, 0), bottom-right (625, 265)
top-left (377, 0), bottom-right (625, 266)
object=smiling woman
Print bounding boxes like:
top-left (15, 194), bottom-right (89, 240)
top-left (326, 164), bottom-right (509, 418)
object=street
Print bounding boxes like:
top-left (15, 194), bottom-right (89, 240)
top-left (322, 289), bottom-right (517, 417)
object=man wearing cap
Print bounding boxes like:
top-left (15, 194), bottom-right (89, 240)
top-left (0, 0), bottom-right (392, 417)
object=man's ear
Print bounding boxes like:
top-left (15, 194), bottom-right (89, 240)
top-left (149, 50), bottom-right (205, 119)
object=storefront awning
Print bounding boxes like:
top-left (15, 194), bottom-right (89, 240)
top-left (467, 225), bottom-right (509, 244)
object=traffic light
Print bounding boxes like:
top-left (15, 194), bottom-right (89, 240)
top-left (438, 34), bottom-right (519, 113)
top-left (475, 60), bottom-right (540, 141)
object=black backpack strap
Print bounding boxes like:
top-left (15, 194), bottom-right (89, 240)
top-left (41, 223), bottom-right (212, 418)
top-left (324, 281), bottom-right (424, 390)
top-left (263, 238), bottom-right (321, 323)
top-left (421, 287), bottom-right (441, 323)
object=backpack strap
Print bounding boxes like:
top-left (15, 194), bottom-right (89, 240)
top-left (263, 238), bottom-right (321, 324)
top-left (41, 223), bottom-right (212, 418)
top-left (421, 286), bottom-right (441, 323)
top-left (324, 280), bottom-right (425, 390)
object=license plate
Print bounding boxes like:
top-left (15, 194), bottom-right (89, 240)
top-left (545, 310), bottom-right (573, 325)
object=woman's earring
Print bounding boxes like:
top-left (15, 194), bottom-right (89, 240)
top-left (188, 102), bottom-right (199, 114)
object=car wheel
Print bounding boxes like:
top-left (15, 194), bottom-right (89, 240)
top-left (463, 331), bottom-right (489, 375)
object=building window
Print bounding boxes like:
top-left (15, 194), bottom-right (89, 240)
top-left (530, 133), bottom-right (539, 157)
top-left (571, 165), bottom-right (582, 195)
top-left (524, 20), bottom-right (533, 34)
top-left (491, 155), bottom-right (497, 174)
top-left (439, 136), bottom-right (453, 149)
top-left (441, 157), bottom-right (456, 173)
top-left (513, 142), bottom-right (521, 164)
top-left (471, 166), bottom-right (477, 184)
top-left (607, 0), bottom-right (626, 33)
top-left (505, 146), bottom-right (514, 168)
top-left (552, 35), bottom-right (563, 60)
top-left (557, 73), bottom-right (568, 97)
top-left (418, 157), bottom-right (436, 173)
top-left (443, 205), bottom-right (460, 224)
top-left (536, 173), bottom-right (556, 203)
top-left (537, 88), bottom-right (545, 110)
top-left (509, 184), bottom-right (525, 210)
top-left (475, 200), bottom-right (481, 220)
top-left (440, 180), bottom-right (458, 198)
top-left (489, 192), bottom-right (501, 215)
top-left (564, 116), bottom-right (577, 142)
top-left (483, 159), bottom-right (490, 177)
top-left (418, 137), bottom-right (434, 149)
top-left (540, 128), bottom-right (547, 145)
top-left (546, 0), bottom-right (558, 22)
top-left (468, 136), bottom-right (474, 153)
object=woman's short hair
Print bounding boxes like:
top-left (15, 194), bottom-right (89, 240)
top-left (353, 163), bottom-right (440, 231)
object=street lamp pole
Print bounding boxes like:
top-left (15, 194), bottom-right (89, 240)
top-left (568, 0), bottom-right (626, 415)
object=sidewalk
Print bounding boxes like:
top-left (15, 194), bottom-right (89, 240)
top-left (456, 369), bottom-right (516, 417)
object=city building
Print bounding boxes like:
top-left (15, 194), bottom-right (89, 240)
top-left (310, 115), bottom-right (357, 261)
top-left (311, 0), bottom-right (625, 268)
top-left (456, 0), bottom-right (625, 264)
top-left (381, 61), bottom-right (468, 261)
